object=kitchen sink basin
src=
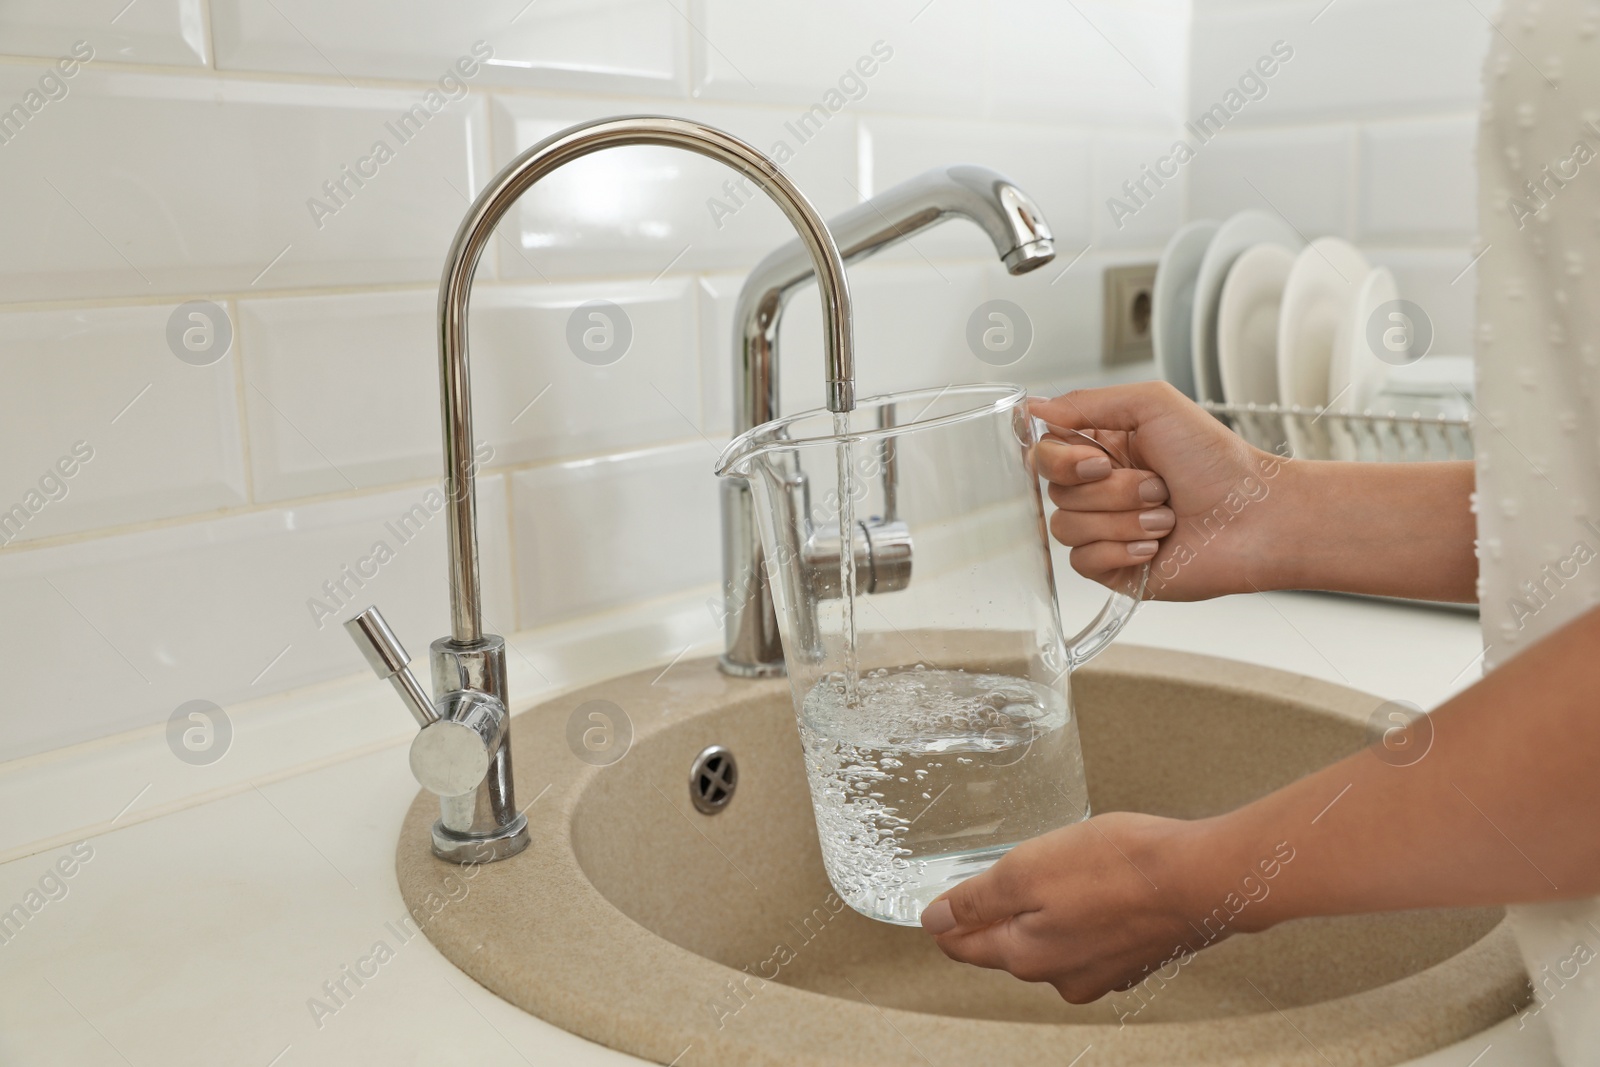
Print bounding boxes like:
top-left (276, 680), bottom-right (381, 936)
top-left (396, 642), bottom-right (1525, 1066)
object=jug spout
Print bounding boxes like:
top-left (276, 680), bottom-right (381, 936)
top-left (714, 436), bottom-right (761, 481)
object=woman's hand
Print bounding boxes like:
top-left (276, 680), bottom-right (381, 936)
top-left (1030, 382), bottom-right (1290, 601)
top-left (919, 811), bottom-right (1240, 1003)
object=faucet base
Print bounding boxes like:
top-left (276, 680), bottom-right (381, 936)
top-left (430, 813), bottom-right (531, 864)
top-left (716, 653), bottom-right (786, 679)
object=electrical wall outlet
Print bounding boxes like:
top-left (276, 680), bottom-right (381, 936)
top-left (1102, 262), bottom-right (1157, 367)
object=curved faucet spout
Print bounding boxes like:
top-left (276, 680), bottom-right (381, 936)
top-left (729, 164), bottom-right (1054, 435)
top-left (438, 115), bottom-right (856, 644)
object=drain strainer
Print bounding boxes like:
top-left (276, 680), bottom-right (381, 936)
top-left (689, 745), bottom-right (737, 814)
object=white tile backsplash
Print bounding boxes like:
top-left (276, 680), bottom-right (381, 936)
top-left (466, 278), bottom-right (704, 466)
top-left (0, 1), bottom-right (209, 67)
top-left (488, 95), bottom-right (860, 279)
top-left (1187, 124), bottom-right (1354, 239)
top-left (1182, 0), bottom-right (1484, 357)
top-left (1364, 246), bottom-right (1478, 358)
top-left (0, 305), bottom-right (248, 543)
top-left (0, 0), bottom-right (1211, 761)
top-left (1189, 0), bottom-right (1489, 124)
top-left (0, 69), bottom-right (488, 301)
top-left (212, 0), bottom-right (686, 95)
top-left (510, 442), bottom-right (720, 628)
top-left (1359, 116), bottom-right (1478, 242)
top-left (0, 475), bottom-right (513, 762)
top-left (1093, 133), bottom-right (1188, 247)
top-left (989, 0), bottom-right (1190, 127)
top-left (690, 0), bottom-right (985, 116)
top-left (237, 279), bottom-right (700, 502)
top-left (238, 290), bottom-right (441, 503)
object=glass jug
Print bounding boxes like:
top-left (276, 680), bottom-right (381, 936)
top-left (716, 383), bottom-right (1145, 924)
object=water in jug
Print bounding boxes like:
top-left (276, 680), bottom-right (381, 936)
top-left (716, 383), bottom-right (1145, 924)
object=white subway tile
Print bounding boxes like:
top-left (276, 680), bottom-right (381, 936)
top-left (237, 290), bottom-right (441, 503)
top-left (489, 95), bottom-right (859, 280)
top-left (1190, 0), bottom-right (1284, 9)
top-left (861, 116), bottom-right (1092, 257)
top-left (1188, 125), bottom-right (1354, 239)
top-left (695, 272), bottom-right (745, 437)
top-left (979, 251), bottom-right (1118, 386)
top-left (1364, 246), bottom-right (1477, 357)
top-left (0, 69), bottom-right (488, 301)
top-left (0, 304), bottom-right (246, 544)
top-left (1189, 0), bottom-right (1489, 124)
top-left (690, 0), bottom-right (983, 115)
top-left (1093, 133), bottom-right (1187, 248)
top-left (0, 476), bottom-right (513, 761)
top-left (212, 0), bottom-right (685, 95)
top-left (239, 279), bottom-right (700, 502)
top-left (0, 1), bottom-right (208, 67)
top-left (466, 279), bottom-right (704, 466)
top-left (1359, 116), bottom-right (1477, 242)
top-left (510, 442), bottom-right (720, 627)
top-left (989, 0), bottom-right (1189, 126)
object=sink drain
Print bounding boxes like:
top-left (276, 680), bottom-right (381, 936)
top-left (689, 745), bottom-right (737, 814)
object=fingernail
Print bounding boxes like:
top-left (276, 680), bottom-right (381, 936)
top-left (1138, 477), bottom-right (1168, 504)
top-left (1129, 540), bottom-right (1160, 558)
top-left (920, 898), bottom-right (957, 935)
top-left (1076, 456), bottom-right (1111, 480)
top-left (1139, 508), bottom-right (1175, 533)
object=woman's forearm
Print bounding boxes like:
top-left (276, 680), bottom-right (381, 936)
top-left (1178, 605), bottom-right (1600, 929)
top-left (1257, 460), bottom-right (1477, 602)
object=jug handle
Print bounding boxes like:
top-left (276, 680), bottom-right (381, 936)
top-left (1038, 424), bottom-right (1149, 671)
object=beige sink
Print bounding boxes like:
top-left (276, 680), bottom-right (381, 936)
top-left (396, 642), bottom-right (1526, 1066)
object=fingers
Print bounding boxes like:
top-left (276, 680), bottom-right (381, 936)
top-left (1071, 541), bottom-right (1159, 581)
top-left (1033, 439), bottom-right (1115, 487)
top-left (922, 855), bottom-right (1033, 937)
top-left (931, 916), bottom-right (1025, 971)
top-left (923, 860), bottom-right (1038, 972)
top-left (1047, 468), bottom-right (1168, 511)
top-left (1049, 504), bottom-right (1174, 547)
top-left (1039, 447), bottom-right (1171, 574)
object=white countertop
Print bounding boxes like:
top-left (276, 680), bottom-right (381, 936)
top-left (0, 582), bottom-right (1557, 1066)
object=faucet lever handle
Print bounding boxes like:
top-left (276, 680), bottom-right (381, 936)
top-left (345, 606), bottom-right (502, 799)
top-left (344, 606), bottom-right (439, 728)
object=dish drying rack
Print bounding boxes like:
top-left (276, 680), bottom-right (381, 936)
top-left (1201, 401), bottom-right (1474, 462)
top-left (1201, 400), bottom-right (1478, 615)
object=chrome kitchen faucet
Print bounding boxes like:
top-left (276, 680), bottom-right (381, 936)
top-left (344, 116), bottom-right (857, 865)
top-left (718, 164), bottom-right (1056, 677)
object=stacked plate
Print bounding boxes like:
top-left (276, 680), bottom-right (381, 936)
top-left (1152, 210), bottom-right (1469, 459)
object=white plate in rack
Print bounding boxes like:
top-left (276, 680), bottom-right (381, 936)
top-left (1276, 237), bottom-right (1370, 459)
top-left (1153, 218), bottom-right (1219, 399)
top-left (1191, 210), bottom-right (1303, 404)
top-left (1327, 265), bottom-right (1397, 460)
top-left (1217, 242), bottom-right (1296, 453)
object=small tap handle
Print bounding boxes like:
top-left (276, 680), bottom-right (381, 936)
top-left (344, 606), bottom-right (439, 728)
top-left (345, 606), bottom-right (502, 799)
